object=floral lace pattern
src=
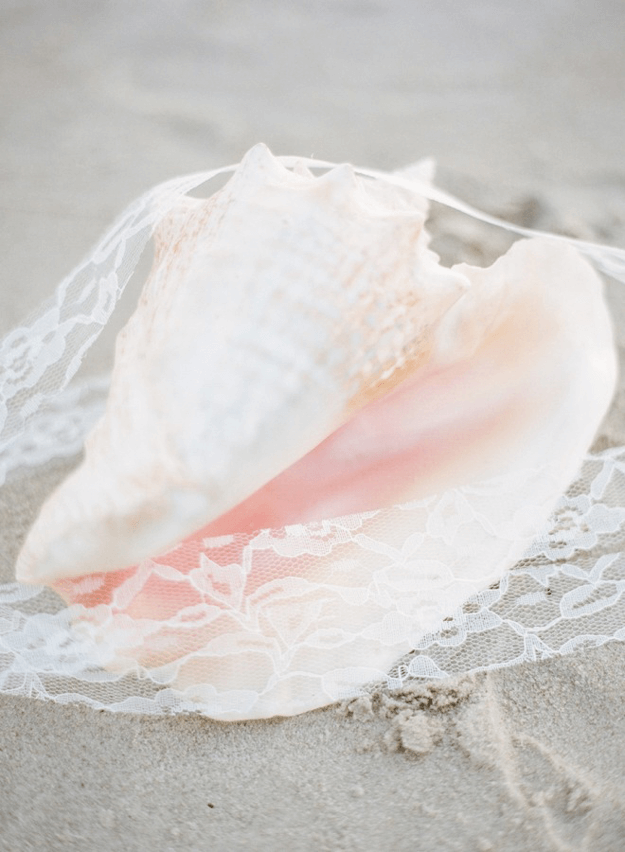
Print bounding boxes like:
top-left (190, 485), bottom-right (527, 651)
top-left (1, 435), bottom-right (624, 718)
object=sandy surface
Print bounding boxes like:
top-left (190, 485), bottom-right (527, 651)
top-left (1, 1), bottom-right (625, 850)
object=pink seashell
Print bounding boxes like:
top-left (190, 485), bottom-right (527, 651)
top-left (15, 144), bottom-right (617, 719)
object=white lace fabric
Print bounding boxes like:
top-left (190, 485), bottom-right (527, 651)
top-left (1, 158), bottom-right (624, 720)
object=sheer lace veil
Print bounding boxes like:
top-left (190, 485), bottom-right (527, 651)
top-left (1, 155), bottom-right (624, 720)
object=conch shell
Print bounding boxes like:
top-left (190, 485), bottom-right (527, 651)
top-left (14, 144), bottom-right (617, 719)
top-left (16, 144), bottom-right (468, 582)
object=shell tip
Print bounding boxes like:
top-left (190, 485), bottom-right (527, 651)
top-left (315, 162), bottom-right (360, 201)
top-left (236, 143), bottom-right (291, 183)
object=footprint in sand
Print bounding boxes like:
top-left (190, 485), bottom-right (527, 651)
top-left (454, 680), bottom-right (625, 851)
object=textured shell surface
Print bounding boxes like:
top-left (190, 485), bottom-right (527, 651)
top-left (12, 144), bottom-right (618, 720)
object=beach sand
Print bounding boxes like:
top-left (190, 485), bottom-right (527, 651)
top-left (1, 1), bottom-right (624, 849)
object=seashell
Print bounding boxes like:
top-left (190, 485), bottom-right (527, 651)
top-left (16, 143), bottom-right (468, 583)
top-left (14, 144), bottom-right (617, 719)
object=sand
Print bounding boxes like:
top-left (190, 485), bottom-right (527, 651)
top-left (1, 1), bottom-right (625, 849)
top-left (1, 651), bottom-right (624, 852)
